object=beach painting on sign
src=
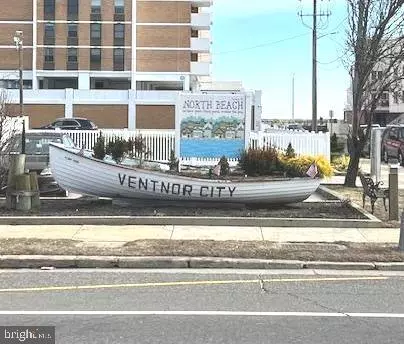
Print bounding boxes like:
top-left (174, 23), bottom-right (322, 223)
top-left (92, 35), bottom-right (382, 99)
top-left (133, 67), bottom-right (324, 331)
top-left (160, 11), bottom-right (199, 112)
top-left (179, 94), bottom-right (246, 159)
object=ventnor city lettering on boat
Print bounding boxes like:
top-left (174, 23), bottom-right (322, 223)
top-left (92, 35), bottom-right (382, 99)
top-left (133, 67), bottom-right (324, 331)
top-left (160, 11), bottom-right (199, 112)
top-left (118, 173), bottom-right (236, 198)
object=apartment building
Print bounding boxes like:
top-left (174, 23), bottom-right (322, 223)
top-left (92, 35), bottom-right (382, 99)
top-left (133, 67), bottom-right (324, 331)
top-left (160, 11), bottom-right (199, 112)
top-left (0, 0), bottom-right (233, 129)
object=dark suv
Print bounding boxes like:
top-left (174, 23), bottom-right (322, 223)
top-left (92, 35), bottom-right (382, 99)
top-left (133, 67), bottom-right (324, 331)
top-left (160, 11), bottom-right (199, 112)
top-left (39, 117), bottom-right (97, 130)
top-left (381, 125), bottom-right (404, 164)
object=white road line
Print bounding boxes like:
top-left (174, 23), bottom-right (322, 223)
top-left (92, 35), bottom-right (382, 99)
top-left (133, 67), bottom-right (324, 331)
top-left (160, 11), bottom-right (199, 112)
top-left (0, 311), bottom-right (404, 318)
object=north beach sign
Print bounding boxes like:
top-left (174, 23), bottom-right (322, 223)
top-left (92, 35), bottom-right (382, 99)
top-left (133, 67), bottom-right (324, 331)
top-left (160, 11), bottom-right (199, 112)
top-left (178, 93), bottom-right (248, 159)
top-left (181, 94), bottom-right (246, 116)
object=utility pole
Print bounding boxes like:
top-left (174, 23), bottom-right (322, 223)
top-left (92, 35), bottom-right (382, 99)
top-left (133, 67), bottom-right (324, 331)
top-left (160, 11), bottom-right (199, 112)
top-left (14, 30), bottom-right (25, 154)
top-left (298, 0), bottom-right (331, 133)
top-left (312, 0), bottom-right (317, 132)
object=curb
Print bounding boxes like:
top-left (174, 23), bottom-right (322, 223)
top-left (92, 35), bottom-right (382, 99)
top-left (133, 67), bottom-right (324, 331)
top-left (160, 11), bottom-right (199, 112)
top-left (1, 255), bottom-right (404, 271)
top-left (0, 214), bottom-right (382, 228)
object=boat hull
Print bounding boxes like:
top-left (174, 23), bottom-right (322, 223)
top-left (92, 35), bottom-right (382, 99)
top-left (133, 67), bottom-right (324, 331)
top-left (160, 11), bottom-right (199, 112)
top-left (49, 144), bottom-right (320, 204)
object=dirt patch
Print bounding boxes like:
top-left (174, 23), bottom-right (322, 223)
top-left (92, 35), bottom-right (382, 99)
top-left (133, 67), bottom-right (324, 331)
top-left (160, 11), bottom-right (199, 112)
top-left (0, 238), bottom-right (403, 262)
top-left (325, 185), bottom-right (402, 227)
top-left (0, 198), bottom-right (367, 219)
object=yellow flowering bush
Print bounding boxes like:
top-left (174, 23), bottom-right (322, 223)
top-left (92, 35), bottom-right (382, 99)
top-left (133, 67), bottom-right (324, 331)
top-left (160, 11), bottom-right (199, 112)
top-left (239, 146), bottom-right (333, 178)
top-left (331, 155), bottom-right (350, 172)
top-left (279, 154), bottom-right (333, 178)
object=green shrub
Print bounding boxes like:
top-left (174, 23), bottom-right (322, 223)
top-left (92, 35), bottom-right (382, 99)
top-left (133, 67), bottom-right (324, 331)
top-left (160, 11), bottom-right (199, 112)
top-left (169, 149), bottom-right (179, 172)
top-left (219, 156), bottom-right (230, 176)
top-left (285, 142), bottom-right (296, 158)
top-left (109, 138), bottom-right (127, 164)
top-left (239, 147), bottom-right (281, 176)
top-left (92, 133), bottom-right (106, 160)
top-left (330, 133), bottom-right (344, 153)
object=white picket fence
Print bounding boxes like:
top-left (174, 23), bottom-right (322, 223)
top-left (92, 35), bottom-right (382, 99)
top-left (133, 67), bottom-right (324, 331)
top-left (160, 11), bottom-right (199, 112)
top-left (250, 130), bottom-right (331, 159)
top-left (28, 128), bottom-right (330, 165)
top-left (65, 129), bottom-right (175, 163)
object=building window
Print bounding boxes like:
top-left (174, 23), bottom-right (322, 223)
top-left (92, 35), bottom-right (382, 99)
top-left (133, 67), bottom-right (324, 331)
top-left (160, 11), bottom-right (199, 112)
top-left (44, 47), bottom-right (55, 70)
top-left (191, 29), bottom-right (199, 38)
top-left (90, 23), bottom-right (102, 45)
top-left (44, 48), bottom-right (54, 63)
top-left (91, 0), bottom-right (101, 13)
top-left (115, 0), bottom-right (124, 13)
top-left (44, 23), bottom-right (55, 45)
top-left (67, 0), bottom-right (79, 20)
top-left (68, 24), bottom-right (78, 38)
top-left (44, 0), bottom-right (55, 20)
top-left (67, 48), bottom-right (78, 63)
top-left (191, 53), bottom-right (198, 62)
top-left (90, 48), bottom-right (101, 70)
top-left (67, 48), bottom-right (78, 70)
top-left (114, 24), bottom-right (125, 45)
top-left (113, 48), bottom-right (124, 71)
top-left (394, 92), bottom-right (399, 104)
top-left (67, 23), bottom-right (78, 45)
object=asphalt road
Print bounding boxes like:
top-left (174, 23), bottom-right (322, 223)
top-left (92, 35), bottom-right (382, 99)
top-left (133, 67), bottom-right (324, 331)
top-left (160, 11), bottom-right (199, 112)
top-left (0, 269), bottom-right (404, 343)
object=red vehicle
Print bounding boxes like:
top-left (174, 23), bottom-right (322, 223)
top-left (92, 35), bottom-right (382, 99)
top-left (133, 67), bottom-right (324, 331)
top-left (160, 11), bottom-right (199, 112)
top-left (381, 125), bottom-right (404, 165)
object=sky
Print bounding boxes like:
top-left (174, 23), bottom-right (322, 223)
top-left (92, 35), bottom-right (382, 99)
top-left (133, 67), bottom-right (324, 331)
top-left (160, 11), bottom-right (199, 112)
top-left (210, 0), bottom-right (350, 120)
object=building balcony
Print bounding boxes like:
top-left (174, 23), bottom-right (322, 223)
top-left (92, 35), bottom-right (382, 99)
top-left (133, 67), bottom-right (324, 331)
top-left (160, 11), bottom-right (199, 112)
top-left (191, 38), bottom-right (211, 53)
top-left (191, 13), bottom-right (211, 30)
top-left (5, 89), bottom-right (179, 105)
top-left (191, 0), bottom-right (212, 7)
top-left (191, 62), bottom-right (210, 76)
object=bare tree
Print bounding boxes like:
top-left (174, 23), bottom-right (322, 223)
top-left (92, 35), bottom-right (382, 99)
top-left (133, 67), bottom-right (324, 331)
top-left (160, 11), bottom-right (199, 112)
top-left (345, 0), bottom-right (404, 186)
top-left (0, 89), bottom-right (19, 190)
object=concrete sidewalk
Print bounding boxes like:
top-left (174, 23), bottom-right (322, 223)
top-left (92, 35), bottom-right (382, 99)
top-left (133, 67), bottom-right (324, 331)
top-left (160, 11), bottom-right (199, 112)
top-left (0, 225), bottom-right (399, 245)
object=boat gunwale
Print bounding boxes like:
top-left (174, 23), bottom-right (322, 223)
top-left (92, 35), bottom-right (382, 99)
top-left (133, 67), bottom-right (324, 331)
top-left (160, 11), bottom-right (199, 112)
top-left (49, 143), bottom-right (321, 186)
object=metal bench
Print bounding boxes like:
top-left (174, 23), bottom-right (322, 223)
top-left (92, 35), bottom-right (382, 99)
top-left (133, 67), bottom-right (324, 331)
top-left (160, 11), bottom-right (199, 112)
top-left (358, 171), bottom-right (389, 214)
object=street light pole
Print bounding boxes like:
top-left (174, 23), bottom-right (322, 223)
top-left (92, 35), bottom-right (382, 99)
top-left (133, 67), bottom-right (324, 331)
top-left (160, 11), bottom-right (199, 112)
top-left (14, 30), bottom-right (25, 154)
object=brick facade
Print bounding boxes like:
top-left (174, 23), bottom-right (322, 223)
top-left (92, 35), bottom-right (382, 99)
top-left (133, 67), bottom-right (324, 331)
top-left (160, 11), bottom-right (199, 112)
top-left (137, 1), bottom-right (190, 23)
top-left (0, 0), bottom-right (210, 130)
top-left (24, 105), bottom-right (65, 128)
top-left (74, 105), bottom-right (128, 128)
top-left (136, 105), bottom-right (175, 129)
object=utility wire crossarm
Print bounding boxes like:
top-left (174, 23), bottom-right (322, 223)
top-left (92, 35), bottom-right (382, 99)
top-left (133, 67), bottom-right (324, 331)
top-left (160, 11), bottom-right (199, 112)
top-left (297, 0), bottom-right (332, 132)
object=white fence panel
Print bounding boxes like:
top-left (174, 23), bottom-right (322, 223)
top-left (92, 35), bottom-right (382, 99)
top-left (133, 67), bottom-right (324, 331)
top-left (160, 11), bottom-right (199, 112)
top-left (249, 130), bottom-right (330, 159)
top-left (27, 128), bottom-right (330, 166)
top-left (60, 129), bottom-right (176, 162)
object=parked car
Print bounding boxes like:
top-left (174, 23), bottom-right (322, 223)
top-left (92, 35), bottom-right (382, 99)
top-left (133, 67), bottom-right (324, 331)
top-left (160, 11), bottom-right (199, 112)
top-left (39, 117), bottom-right (98, 130)
top-left (10, 132), bottom-right (76, 173)
top-left (381, 124), bottom-right (404, 164)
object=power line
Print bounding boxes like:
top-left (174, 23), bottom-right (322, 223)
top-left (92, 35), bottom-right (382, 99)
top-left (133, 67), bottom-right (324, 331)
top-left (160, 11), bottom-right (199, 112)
top-left (213, 33), bottom-right (310, 55)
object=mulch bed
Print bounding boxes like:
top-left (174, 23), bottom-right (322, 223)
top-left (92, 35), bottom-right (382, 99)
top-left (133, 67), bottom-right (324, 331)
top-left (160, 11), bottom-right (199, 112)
top-left (0, 198), bottom-right (367, 219)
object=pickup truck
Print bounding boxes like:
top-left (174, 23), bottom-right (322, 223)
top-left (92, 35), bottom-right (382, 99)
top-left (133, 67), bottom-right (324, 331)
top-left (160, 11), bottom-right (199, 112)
top-left (3, 131), bottom-right (76, 173)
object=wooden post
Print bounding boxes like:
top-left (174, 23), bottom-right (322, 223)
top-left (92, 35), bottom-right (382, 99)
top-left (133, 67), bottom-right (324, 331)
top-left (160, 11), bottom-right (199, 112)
top-left (6, 154), bottom-right (25, 209)
top-left (15, 173), bottom-right (31, 211)
top-left (29, 172), bottom-right (40, 210)
top-left (389, 166), bottom-right (399, 221)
